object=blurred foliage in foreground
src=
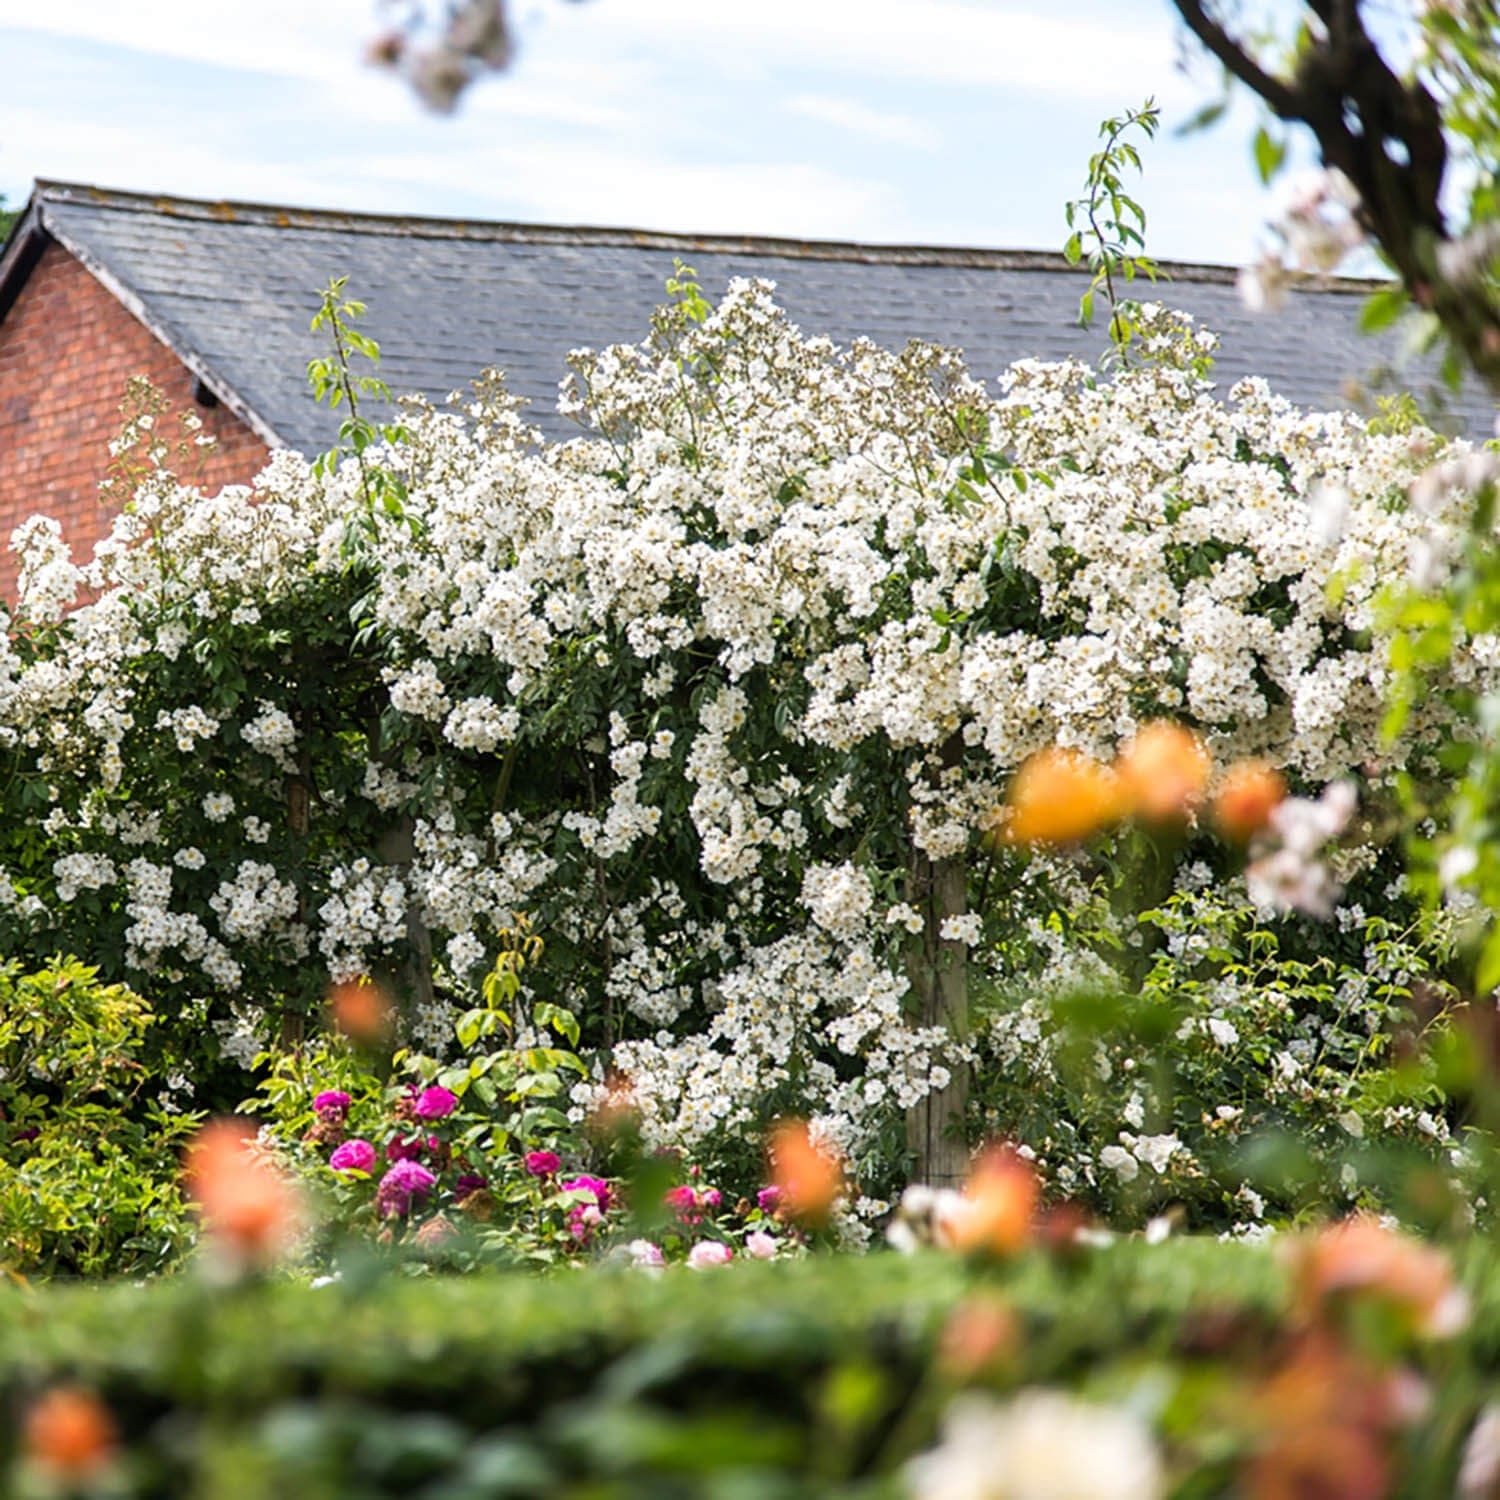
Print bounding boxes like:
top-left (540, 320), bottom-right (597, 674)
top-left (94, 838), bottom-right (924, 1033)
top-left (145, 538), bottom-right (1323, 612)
top-left (4, 1231), bottom-right (1500, 1498)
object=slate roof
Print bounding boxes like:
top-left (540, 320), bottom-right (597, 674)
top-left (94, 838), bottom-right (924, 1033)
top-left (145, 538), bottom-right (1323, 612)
top-left (2, 179), bottom-right (1494, 449)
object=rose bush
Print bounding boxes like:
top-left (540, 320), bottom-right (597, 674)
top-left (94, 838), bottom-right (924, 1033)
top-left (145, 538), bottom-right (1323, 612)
top-left (0, 278), bottom-right (1486, 1206)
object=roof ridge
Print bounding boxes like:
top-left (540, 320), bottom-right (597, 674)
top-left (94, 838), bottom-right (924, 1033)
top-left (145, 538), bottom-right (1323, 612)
top-left (31, 179), bottom-right (1386, 293)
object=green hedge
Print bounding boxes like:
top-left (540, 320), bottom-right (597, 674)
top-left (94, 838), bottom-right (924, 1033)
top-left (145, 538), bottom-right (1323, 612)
top-left (0, 1242), bottom-right (1306, 1499)
top-left (13, 1237), bottom-right (1500, 1497)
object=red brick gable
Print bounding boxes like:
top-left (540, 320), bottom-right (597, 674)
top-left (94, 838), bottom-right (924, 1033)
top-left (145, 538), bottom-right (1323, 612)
top-left (0, 239), bottom-right (269, 601)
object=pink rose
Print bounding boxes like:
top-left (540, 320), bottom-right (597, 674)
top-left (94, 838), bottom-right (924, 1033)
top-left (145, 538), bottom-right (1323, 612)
top-left (687, 1240), bottom-right (733, 1269)
top-left (757, 1185), bottom-right (782, 1212)
top-left (745, 1230), bottom-right (778, 1260)
top-left (412, 1085), bottom-right (459, 1120)
top-left (560, 1175), bottom-right (612, 1210)
top-left (376, 1160), bottom-right (437, 1218)
top-left (664, 1184), bottom-right (697, 1217)
top-left (313, 1090), bottom-right (352, 1120)
top-left (525, 1150), bottom-right (562, 1177)
top-left (329, 1138), bottom-right (377, 1174)
top-left (386, 1134), bottom-right (426, 1162)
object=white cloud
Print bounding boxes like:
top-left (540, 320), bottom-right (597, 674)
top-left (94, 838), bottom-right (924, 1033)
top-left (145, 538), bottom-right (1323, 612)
top-left (783, 94), bottom-right (938, 149)
top-left (0, 0), bottom-right (367, 82)
top-left (566, 0), bottom-right (1193, 105)
top-left (0, 0), bottom-right (1264, 262)
top-left (1, 0), bottom-right (1193, 106)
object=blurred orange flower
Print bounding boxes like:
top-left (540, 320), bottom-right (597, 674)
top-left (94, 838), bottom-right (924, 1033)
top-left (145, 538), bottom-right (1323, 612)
top-left (769, 1119), bottom-right (843, 1225)
top-left (23, 1385), bottom-right (117, 1481)
top-left (936, 1294), bottom-right (1019, 1379)
top-left (327, 977), bottom-right (395, 1042)
top-left (1214, 760), bottom-right (1288, 843)
top-left (1293, 1214), bottom-right (1468, 1338)
top-left (184, 1118), bottom-right (302, 1270)
top-left (947, 1143), bottom-right (1038, 1257)
top-left (1246, 1335), bottom-right (1396, 1500)
top-left (1116, 721), bottom-right (1211, 824)
top-left (998, 747), bottom-right (1126, 846)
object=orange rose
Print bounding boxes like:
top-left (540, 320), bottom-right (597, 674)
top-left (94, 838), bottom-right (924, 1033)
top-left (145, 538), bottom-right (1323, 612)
top-left (1116, 721), bottom-right (1211, 825)
top-left (184, 1119), bottom-right (302, 1270)
top-left (947, 1143), bottom-right (1039, 1257)
top-left (936, 1295), bottom-right (1019, 1378)
top-left (1246, 1335), bottom-right (1396, 1500)
top-left (327, 977), bottom-right (395, 1042)
top-left (998, 747), bottom-right (1126, 846)
top-left (769, 1119), bottom-right (843, 1225)
top-left (23, 1386), bottom-right (117, 1481)
top-left (1293, 1214), bottom-right (1468, 1338)
top-left (1213, 760), bottom-right (1288, 842)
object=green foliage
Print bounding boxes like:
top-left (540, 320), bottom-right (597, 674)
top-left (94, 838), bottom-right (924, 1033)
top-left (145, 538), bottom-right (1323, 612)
top-left (1382, 462), bottom-right (1500, 995)
top-left (5, 1233), bottom-right (1497, 1497)
top-left (0, 195), bottom-right (18, 243)
top-left (11, 1254), bottom-right (970, 1497)
top-left (252, 930), bottom-right (797, 1273)
top-left (307, 275), bottom-right (413, 540)
top-left (0, 959), bottom-right (198, 1278)
top-left (975, 882), bottom-right (1466, 1231)
top-left (1063, 100), bottom-right (1161, 361)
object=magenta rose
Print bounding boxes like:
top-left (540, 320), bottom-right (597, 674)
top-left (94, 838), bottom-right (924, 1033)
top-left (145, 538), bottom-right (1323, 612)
top-left (312, 1089), bottom-right (352, 1121)
top-left (376, 1159), bottom-right (438, 1218)
top-left (329, 1138), bottom-right (377, 1174)
top-left (757, 1185), bottom-right (782, 1212)
top-left (386, 1134), bottom-right (422, 1162)
top-left (664, 1184), bottom-right (698, 1221)
top-left (412, 1085), bottom-right (459, 1121)
top-left (525, 1150), bottom-right (561, 1177)
top-left (561, 1174), bottom-right (612, 1211)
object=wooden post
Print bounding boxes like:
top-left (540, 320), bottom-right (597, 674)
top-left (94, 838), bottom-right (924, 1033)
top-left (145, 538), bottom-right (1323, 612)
top-left (903, 738), bottom-right (971, 1187)
top-left (378, 815), bottom-right (437, 1021)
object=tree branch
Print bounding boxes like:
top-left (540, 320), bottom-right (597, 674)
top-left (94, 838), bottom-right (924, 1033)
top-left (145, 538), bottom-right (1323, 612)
top-left (1171, 0), bottom-right (1500, 394)
top-left (1169, 0), bottom-right (1302, 118)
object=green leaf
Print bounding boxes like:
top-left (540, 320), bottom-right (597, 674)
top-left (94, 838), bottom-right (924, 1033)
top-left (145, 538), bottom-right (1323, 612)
top-left (1477, 928), bottom-right (1500, 996)
top-left (1175, 97), bottom-right (1228, 136)
top-left (1253, 126), bottom-right (1286, 186)
top-left (1358, 286), bottom-right (1408, 334)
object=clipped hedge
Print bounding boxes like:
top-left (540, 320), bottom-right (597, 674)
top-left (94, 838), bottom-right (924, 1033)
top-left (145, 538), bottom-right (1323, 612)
top-left (12, 1235), bottom-right (1500, 1497)
top-left (1, 1242), bottom-right (1306, 1499)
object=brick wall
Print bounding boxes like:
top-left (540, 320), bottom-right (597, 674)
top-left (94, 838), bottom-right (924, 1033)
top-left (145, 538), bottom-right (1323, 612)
top-left (0, 238), bottom-right (271, 601)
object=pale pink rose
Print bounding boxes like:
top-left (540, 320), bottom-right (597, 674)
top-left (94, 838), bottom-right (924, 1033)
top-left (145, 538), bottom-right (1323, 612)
top-left (745, 1230), bottom-right (778, 1260)
top-left (687, 1240), bottom-right (733, 1269)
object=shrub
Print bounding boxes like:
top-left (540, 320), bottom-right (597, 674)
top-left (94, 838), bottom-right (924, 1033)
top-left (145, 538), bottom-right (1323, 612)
top-left (0, 959), bottom-right (198, 1277)
top-left (976, 872), bottom-right (1467, 1232)
top-left (251, 947), bottom-right (807, 1270)
top-left (0, 281), bottom-right (1486, 1193)
top-left (0, 1232), bottom-right (1491, 1498)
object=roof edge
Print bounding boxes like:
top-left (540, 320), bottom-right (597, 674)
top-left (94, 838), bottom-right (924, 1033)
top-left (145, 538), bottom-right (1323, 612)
top-left (31, 178), bottom-right (1390, 294)
top-left (34, 197), bottom-right (289, 451)
top-left (0, 191), bottom-right (50, 325)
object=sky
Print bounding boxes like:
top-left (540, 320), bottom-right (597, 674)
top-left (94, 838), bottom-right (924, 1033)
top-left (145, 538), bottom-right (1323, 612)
top-left (0, 0), bottom-right (1296, 266)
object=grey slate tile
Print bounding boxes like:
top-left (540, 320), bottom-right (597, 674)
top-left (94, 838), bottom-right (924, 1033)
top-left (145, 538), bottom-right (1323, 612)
top-left (15, 181), bottom-right (1496, 456)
